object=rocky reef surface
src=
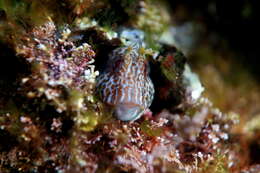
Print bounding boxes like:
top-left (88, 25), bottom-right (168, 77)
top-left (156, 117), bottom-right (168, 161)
top-left (0, 0), bottom-right (259, 173)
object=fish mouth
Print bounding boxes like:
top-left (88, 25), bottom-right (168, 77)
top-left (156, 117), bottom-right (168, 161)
top-left (113, 103), bottom-right (144, 121)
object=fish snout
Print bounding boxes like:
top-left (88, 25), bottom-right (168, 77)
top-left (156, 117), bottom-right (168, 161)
top-left (113, 103), bottom-right (144, 121)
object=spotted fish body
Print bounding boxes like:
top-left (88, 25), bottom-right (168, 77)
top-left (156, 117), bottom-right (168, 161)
top-left (96, 30), bottom-right (154, 121)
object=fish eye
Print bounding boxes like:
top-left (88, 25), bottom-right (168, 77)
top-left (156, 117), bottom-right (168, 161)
top-left (114, 59), bottom-right (122, 67)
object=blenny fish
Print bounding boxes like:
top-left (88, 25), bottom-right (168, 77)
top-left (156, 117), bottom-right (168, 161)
top-left (96, 29), bottom-right (154, 121)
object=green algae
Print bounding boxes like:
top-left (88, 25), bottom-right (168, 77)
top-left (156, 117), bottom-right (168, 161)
top-left (140, 120), bottom-right (163, 137)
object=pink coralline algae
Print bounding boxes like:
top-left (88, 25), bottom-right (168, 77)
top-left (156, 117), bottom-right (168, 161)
top-left (17, 22), bottom-right (96, 89)
top-left (14, 22), bottom-right (97, 112)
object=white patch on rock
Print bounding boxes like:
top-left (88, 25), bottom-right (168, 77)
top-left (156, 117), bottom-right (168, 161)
top-left (183, 64), bottom-right (204, 103)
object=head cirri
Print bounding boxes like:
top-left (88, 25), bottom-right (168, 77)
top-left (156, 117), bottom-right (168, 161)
top-left (96, 28), bottom-right (154, 121)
